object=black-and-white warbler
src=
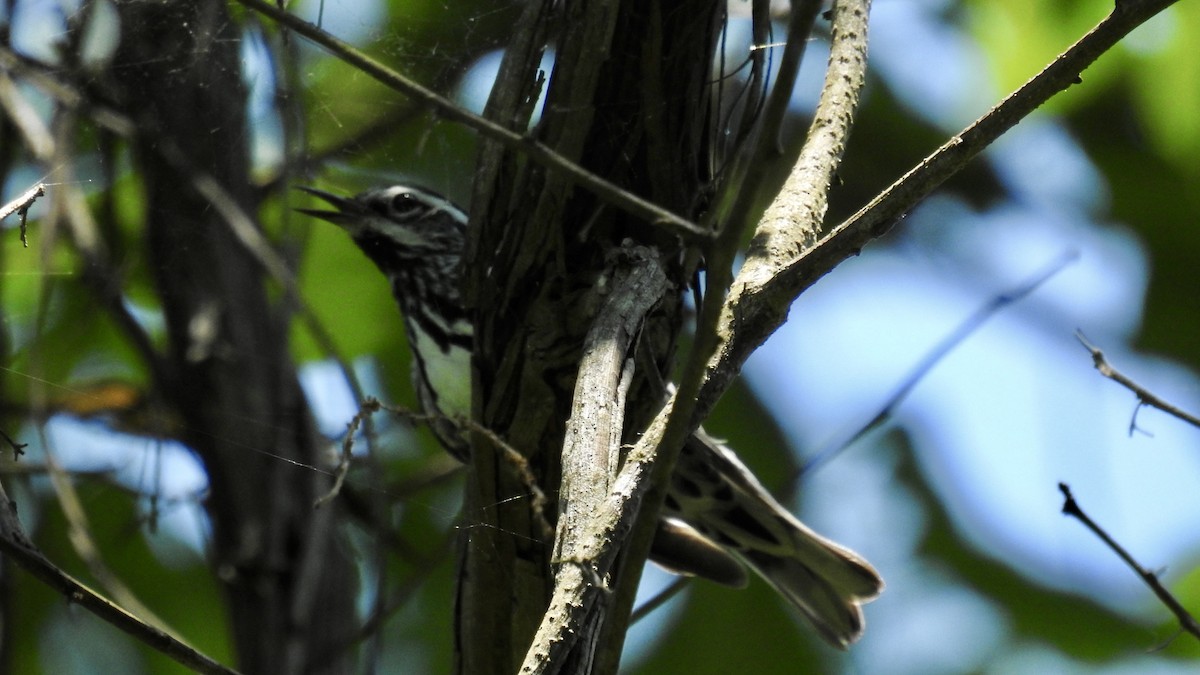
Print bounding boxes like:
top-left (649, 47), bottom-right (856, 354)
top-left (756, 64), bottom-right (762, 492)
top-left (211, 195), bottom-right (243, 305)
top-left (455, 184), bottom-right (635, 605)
top-left (300, 184), bottom-right (882, 647)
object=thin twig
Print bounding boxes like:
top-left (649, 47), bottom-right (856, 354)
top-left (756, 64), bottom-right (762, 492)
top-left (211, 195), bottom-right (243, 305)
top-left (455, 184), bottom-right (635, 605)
top-left (0, 59), bottom-right (172, 387)
top-left (670, 0), bottom-right (871, 482)
top-left (705, 0), bottom-right (823, 249)
top-left (629, 577), bottom-right (689, 624)
top-left (1058, 482), bottom-right (1200, 643)
top-left (0, 427), bottom-right (27, 459)
top-left (36, 427), bottom-right (183, 642)
top-left (0, 46), bottom-right (135, 138)
top-left (233, 0), bottom-right (710, 242)
top-left (0, 183), bottom-right (44, 222)
top-left (314, 397), bottom-right (383, 508)
top-left (0, 479), bottom-right (242, 675)
top-left (670, 0), bottom-right (825, 438)
top-left (0, 182), bottom-right (44, 247)
top-left (317, 527), bottom-right (458, 671)
top-left (462, 417), bottom-right (554, 543)
top-left (796, 251), bottom-right (1077, 478)
top-left (3, 43), bottom-right (371, 408)
top-left (315, 398), bottom-right (554, 539)
top-left (1076, 331), bottom-right (1200, 432)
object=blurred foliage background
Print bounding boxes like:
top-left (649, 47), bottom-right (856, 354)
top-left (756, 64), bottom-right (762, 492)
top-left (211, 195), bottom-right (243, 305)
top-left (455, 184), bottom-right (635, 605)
top-left (1, 0), bottom-right (1199, 673)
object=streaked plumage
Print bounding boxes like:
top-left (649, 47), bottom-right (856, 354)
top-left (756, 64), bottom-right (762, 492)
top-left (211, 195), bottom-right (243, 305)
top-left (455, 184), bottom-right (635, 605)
top-left (301, 184), bottom-right (882, 647)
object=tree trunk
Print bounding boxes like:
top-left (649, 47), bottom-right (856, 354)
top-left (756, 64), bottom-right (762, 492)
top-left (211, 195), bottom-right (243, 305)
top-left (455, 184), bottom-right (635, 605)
top-left (461, 1), bottom-right (725, 672)
top-left (111, 3), bottom-right (357, 672)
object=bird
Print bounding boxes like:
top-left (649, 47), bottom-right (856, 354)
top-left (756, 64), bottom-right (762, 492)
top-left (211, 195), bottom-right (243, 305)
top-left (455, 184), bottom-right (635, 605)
top-left (299, 184), bottom-right (883, 648)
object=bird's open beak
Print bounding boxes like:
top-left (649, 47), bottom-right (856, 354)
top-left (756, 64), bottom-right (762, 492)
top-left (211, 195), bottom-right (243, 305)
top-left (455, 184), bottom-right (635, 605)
top-left (295, 186), bottom-right (362, 224)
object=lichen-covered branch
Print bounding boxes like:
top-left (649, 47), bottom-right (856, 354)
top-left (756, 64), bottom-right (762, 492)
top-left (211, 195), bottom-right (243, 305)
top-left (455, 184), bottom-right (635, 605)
top-left (702, 0), bottom-right (1178, 421)
top-left (520, 246), bottom-right (668, 674)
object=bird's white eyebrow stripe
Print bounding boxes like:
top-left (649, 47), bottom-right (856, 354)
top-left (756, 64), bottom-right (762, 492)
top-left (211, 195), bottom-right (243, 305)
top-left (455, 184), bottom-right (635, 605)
top-left (382, 185), bottom-right (467, 221)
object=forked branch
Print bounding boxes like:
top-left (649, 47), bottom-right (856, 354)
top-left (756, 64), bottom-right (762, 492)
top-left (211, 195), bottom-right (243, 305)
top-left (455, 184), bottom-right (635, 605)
top-left (700, 0), bottom-right (1181, 421)
top-left (515, 0), bottom-right (1181, 671)
top-left (1076, 331), bottom-right (1200, 431)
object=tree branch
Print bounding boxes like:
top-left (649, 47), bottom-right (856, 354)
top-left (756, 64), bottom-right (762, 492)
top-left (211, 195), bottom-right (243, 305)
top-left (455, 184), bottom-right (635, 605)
top-left (661, 0), bottom-right (873, 499)
top-left (1058, 482), bottom-right (1200, 643)
top-left (0, 181), bottom-right (43, 247)
top-left (39, 432), bottom-right (180, 641)
top-left (513, 3), bottom-right (873, 670)
top-left (701, 0), bottom-right (1179, 424)
top-left (706, 0), bottom-right (824, 248)
top-left (582, 4), bottom-right (836, 666)
top-left (519, 244), bottom-right (669, 674)
top-left (3, 38), bottom-right (380, 468)
top-left (797, 252), bottom-right (1076, 477)
top-left (0, 427), bottom-right (27, 459)
top-left (232, 0), bottom-right (710, 242)
top-left (0, 478), bottom-right (242, 675)
top-left (498, 0), bottom-right (1179, 666)
top-left (1075, 331), bottom-right (1200, 432)
top-left (0, 56), bottom-right (171, 393)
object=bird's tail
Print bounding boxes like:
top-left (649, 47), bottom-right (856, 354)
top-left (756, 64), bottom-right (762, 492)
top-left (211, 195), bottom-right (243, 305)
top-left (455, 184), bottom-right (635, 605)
top-left (663, 429), bottom-right (883, 648)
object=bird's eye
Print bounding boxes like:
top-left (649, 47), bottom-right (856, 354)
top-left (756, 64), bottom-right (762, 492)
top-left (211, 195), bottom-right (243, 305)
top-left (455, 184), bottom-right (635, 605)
top-left (390, 193), bottom-right (425, 219)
